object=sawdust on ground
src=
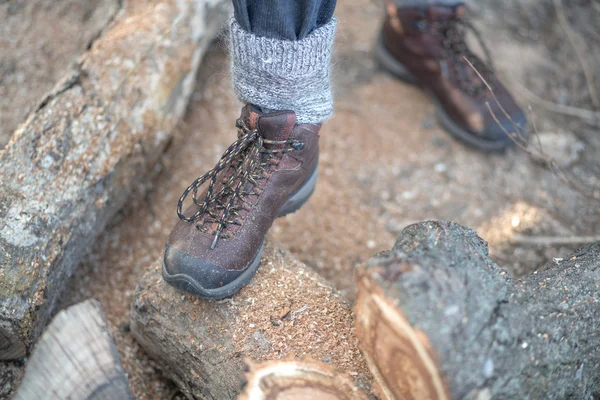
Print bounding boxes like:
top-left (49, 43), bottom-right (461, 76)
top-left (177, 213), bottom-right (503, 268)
top-left (229, 242), bottom-right (371, 385)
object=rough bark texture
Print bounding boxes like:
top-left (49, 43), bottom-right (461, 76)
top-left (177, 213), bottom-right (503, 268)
top-left (239, 360), bottom-right (368, 400)
top-left (15, 300), bottom-right (133, 400)
top-left (131, 240), bottom-right (372, 400)
top-left (0, 0), bottom-right (230, 360)
top-left (355, 221), bottom-right (600, 400)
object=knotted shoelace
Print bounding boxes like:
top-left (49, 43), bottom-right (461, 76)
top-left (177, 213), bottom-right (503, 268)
top-left (177, 118), bottom-right (301, 249)
top-left (433, 18), bottom-right (495, 96)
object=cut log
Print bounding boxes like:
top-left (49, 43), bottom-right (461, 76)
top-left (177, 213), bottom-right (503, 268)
top-left (0, 0), bottom-right (230, 359)
top-left (239, 360), bottom-right (368, 400)
top-left (15, 299), bottom-right (133, 400)
top-left (131, 240), bottom-right (372, 399)
top-left (355, 221), bottom-right (600, 400)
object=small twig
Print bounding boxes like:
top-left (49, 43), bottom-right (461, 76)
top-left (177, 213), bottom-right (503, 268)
top-left (512, 79), bottom-right (600, 127)
top-left (291, 305), bottom-right (309, 319)
top-left (553, 0), bottom-right (600, 109)
top-left (512, 234), bottom-right (600, 246)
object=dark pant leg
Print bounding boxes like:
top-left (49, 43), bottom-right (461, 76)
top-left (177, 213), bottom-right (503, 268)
top-left (232, 0), bottom-right (337, 40)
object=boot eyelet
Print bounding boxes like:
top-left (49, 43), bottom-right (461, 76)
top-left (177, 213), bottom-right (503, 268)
top-left (291, 141), bottom-right (305, 151)
top-left (413, 20), bottom-right (428, 32)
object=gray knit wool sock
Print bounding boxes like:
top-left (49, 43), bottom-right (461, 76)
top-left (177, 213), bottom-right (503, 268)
top-left (229, 17), bottom-right (336, 124)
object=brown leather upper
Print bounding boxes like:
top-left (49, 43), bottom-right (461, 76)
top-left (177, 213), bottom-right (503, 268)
top-left (166, 105), bottom-right (320, 272)
top-left (382, 3), bottom-right (526, 141)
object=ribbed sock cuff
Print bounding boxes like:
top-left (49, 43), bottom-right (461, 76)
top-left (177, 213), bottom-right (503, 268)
top-left (229, 18), bottom-right (336, 124)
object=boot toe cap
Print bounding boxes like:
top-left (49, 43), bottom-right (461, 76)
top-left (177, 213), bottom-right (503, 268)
top-left (162, 243), bottom-right (245, 292)
top-left (485, 109), bottom-right (528, 145)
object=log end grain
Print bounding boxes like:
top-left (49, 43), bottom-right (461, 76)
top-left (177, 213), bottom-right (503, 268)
top-left (239, 360), bottom-right (369, 400)
top-left (15, 300), bottom-right (133, 400)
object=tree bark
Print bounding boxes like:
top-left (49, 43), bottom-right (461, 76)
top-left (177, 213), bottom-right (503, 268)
top-left (0, 0), bottom-right (230, 360)
top-left (15, 300), bottom-right (133, 400)
top-left (239, 360), bottom-right (368, 400)
top-left (130, 240), bottom-right (373, 400)
top-left (355, 221), bottom-right (600, 400)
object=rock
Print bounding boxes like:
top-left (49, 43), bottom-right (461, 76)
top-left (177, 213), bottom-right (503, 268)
top-left (532, 131), bottom-right (585, 167)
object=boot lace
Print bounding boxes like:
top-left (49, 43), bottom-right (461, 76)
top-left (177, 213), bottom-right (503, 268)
top-left (177, 119), bottom-right (302, 249)
top-left (432, 17), bottom-right (495, 97)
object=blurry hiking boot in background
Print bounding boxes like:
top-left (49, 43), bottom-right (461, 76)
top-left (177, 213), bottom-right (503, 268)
top-left (377, 1), bottom-right (528, 152)
top-left (162, 105), bottom-right (320, 299)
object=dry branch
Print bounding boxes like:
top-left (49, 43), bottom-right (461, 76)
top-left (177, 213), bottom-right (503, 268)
top-left (513, 77), bottom-right (600, 127)
top-left (130, 240), bottom-right (372, 400)
top-left (511, 233), bottom-right (600, 246)
top-left (355, 221), bottom-right (600, 399)
top-left (239, 360), bottom-right (368, 400)
top-left (553, 0), bottom-right (599, 109)
top-left (15, 300), bottom-right (132, 400)
top-left (464, 57), bottom-right (600, 205)
top-left (0, 0), bottom-right (230, 359)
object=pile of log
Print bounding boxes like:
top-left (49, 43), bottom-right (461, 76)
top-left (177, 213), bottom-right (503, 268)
top-left (129, 221), bottom-right (600, 399)
top-left (0, 0), bottom-right (230, 360)
top-left (10, 220), bottom-right (600, 399)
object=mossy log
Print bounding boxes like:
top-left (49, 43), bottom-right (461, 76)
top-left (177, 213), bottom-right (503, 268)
top-left (239, 360), bottom-right (368, 400)
top-left (15, 300), bottom-right (132, 400)
top-left (130, 240), bottom-right (372, 399)
top-left (355, 221), bottom-right (600, 400)
top-left (0, 0), bottom-right (230, 359)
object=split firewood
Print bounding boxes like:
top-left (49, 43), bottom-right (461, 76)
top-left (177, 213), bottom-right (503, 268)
top-left (130, 240), bottom-right (372, 399)
top-left (355, 220), bottom-right (600, 400)
top-left (0, 0), bottom-right (230, 360)
top-left (15, 300), bottom-right (133, 400)
top-left (239, 360), bottom-right (369, 400)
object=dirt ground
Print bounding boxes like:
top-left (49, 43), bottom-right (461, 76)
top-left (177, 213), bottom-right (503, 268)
top-left (0, 0), bottom-right (119, 148)
top-left (3, 0), bottom-right (599, 398)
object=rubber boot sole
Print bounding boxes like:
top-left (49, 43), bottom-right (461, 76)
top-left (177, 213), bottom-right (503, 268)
top-left (162, 166), bottom-right (318, 300)
top-left (374, 35), bottom-right (513, 152)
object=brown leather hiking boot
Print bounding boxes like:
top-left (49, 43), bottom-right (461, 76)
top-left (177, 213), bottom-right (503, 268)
top-left (163, 105), bottom-right (320, 299)
top-left (376, 2), bottom-right (528, 151)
